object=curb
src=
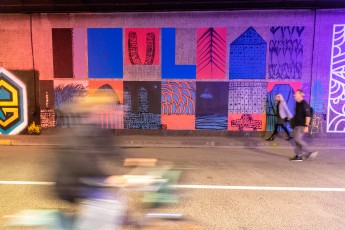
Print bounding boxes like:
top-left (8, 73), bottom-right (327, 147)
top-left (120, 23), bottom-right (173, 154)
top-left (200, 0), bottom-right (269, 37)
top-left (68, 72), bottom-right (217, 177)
top-left (0, 138), bottom-right (343, 149)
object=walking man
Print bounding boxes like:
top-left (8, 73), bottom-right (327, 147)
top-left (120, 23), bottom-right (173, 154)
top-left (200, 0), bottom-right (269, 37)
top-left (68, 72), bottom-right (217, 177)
top-left (290, 90), bottom-right (318, 161)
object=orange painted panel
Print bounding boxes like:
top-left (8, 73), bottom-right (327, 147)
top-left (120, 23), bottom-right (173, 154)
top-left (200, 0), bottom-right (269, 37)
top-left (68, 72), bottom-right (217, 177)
top-left (89, 80), bottom-right (123, 103)
top-left (161, 115), bottom-right (195, 130)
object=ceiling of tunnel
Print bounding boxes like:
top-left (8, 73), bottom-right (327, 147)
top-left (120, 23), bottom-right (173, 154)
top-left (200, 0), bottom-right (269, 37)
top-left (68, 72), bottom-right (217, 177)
top-left (0, 0), bottom-right (345, 13)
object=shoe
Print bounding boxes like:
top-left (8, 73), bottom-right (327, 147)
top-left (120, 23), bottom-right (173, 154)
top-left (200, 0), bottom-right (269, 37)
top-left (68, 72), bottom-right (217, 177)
top-left (306, 151), bottom-right (318, 161)
top-left (266, 136), bottom-right (274, 141)
top-left (290, 155), bottom-right (303, 161)
top-left (286, 136), bottom-right (293, 141)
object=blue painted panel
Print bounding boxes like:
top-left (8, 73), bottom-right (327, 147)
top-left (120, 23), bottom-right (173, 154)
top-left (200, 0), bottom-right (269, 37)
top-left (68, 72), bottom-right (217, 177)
top-left (88, 28), bottom-right (123, 78)
top-left (161, 28), bottom-right (196, 79)
top-left (230, 27), bottom-right (266, 79)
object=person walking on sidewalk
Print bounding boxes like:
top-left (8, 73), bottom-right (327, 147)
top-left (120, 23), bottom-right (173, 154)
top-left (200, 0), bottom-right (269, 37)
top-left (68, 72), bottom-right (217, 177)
top-left (266, 94), bottom-right (293, 141)
top-left (289, 90), bottom-right (318, 161)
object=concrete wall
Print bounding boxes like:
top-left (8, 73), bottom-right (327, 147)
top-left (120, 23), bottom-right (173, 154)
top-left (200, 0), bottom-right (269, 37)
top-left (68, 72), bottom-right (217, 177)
top-left (0, 10), bottom-right (343, 135)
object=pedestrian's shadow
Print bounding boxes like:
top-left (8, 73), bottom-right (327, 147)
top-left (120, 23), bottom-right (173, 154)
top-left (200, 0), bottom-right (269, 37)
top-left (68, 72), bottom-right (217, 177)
top-left (235, 135), bottom-right (293, 159)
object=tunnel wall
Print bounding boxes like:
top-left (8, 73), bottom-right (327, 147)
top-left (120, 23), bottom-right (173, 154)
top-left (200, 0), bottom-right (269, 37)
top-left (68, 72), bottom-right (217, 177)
top-left (0, 10), bottom-right (344, 136)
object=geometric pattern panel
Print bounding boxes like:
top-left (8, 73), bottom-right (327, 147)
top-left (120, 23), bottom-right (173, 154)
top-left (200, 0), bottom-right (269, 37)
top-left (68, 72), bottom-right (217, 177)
top-left (196, 28), bottom-right (227, 80)
top-left (0, 68), bottom-right (28, 135)
top-left (327, 24), bottom-right (345, 133)
top-left (161, 81), bottom-right (196, 115)
top-left (230, 27), bottom-right (266, 79)
top-left (228, 82), bottom-right (267, 114)
top-left (268, 26), bottom-right (304, 80)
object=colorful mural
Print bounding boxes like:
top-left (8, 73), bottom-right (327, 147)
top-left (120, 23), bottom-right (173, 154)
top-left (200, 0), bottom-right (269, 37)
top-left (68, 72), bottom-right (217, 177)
top-left (268, 26), bottom-right (304, 80)
top-left (0, 68), bottom-right (28, 135)
top-left (196, 28), bottom-right (227, 80)
top-left (328, 24), bottom-right (345, 133)
top-left (0, 11), bottom-right (344, 135)
top-left (230, 27), bottom-right (267, 79)
top-left (161, 81), bottom-right (196, 130)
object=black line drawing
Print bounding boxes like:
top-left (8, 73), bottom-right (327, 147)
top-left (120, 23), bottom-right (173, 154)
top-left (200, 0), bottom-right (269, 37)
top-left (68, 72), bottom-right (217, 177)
top-left (268, 26), bottom-right (304, 80)
top-left (128, 31), bottom-right (155, 65)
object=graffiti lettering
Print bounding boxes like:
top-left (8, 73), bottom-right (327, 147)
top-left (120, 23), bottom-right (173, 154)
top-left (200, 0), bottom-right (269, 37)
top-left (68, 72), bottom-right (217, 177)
top-left (28, 121), bottom-right (41, 134)
top-left (231, 114), bottom-right (262, 131)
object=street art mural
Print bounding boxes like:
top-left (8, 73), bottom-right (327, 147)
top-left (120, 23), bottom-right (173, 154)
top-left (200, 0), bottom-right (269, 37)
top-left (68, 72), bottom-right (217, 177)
top-left (266, 82), bottom-right (301, 132)
top-left (311, 80), bottom-right (326, 113)
top-left (2, 11), bottom-right (345, 136)
top-left (328, 24), bottom-right (345, 133)
top-left (124, 81), bottom-right (161, 129)
top-left (230, 27), bottom-right (267, 79)
top-left (0, 68), bottom-right (28, 135)
top-left (268, 26), bottom-right (304, 80)
top-left (196, 28), bottom-right (227, 80)
top-left (228, 114), bottom-right (266, 131)
top-left (54, 80), bottom-right (88, 127)
top-left (125, 28), bottom-right (160, 65)
top-left (88, 28), bottom-right (123, 79)
top-left (161, 81), bottom-right (196, 130)
top-left (196, 82), bottom-right (228, 130)
top-left (89, 80), bottom-right (124, 129)
top-left (228, 82), bottom-right (267, 114)
top-left (39, 80), bottom-right (55, 128)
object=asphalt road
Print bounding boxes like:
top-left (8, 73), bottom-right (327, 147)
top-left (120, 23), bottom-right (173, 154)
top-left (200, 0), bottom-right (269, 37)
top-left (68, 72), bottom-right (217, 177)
top-left (1, 145), bottom-right (345, 229)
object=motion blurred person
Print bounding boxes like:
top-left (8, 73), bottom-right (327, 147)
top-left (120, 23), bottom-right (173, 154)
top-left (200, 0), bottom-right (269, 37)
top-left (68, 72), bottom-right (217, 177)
top-left (266, 94), bottom-right (293, 141)
top-left (289, 90), bottom-right (318, 161)
top-left (55, 90), bottom-right (122, 203)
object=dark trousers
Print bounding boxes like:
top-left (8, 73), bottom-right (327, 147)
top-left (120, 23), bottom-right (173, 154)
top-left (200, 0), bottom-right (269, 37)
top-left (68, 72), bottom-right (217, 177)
top-left (272, 123), bottom-right (291, 137)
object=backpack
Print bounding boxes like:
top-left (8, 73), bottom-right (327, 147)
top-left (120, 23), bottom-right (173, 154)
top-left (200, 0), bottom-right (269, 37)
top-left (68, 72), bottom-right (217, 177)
top-left (304, 101), bottom-right (314, 125)
top-left (309, 106), bottom-right (314, 125)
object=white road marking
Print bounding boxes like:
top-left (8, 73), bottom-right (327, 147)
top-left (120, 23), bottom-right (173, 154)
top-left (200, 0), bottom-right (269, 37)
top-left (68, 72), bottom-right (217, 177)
top-left (0, 181), bottom-right (55, 185)
top-left (173, 185), bottom-right (345, 192)
top-left (1, 181), bottom-right (345, 192)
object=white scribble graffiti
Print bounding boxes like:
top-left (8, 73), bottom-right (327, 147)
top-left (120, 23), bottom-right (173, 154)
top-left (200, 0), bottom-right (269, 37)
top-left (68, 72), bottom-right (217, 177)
top-left (328, 25), bottom-right (345, 133)
top-left (309, 114), bottom-right (323, 135)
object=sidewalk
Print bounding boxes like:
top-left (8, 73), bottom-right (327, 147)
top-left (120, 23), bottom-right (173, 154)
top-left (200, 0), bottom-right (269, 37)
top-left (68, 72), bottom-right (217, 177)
top-left (0, 132), bottom-right (340, 149)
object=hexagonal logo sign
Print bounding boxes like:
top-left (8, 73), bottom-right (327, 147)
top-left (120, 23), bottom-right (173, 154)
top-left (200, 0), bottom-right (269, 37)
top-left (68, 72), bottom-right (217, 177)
top-left (0, 67), bottom-right (27, 135)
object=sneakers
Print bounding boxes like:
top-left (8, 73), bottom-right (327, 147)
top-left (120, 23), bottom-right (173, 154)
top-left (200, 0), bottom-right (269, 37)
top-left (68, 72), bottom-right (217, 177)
top-left (290, 152), bottom-right (318, 161)
top-left (290, 155), bottom-right (303, 161)
top-left (306, 151), bottom-right (318, 161)
top-left (286, 136), bottom-right (293, 141)
top-left (266, 136), bottom-right (274, 141)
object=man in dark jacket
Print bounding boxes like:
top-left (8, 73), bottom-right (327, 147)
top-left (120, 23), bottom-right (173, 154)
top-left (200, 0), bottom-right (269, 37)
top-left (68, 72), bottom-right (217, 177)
top-left (290, 90), bottom-right (318, 161)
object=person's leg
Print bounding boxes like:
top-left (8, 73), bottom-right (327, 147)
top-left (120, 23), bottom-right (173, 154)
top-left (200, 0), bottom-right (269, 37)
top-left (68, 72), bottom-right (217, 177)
top-left (281, 124), bottom-right (292, 139)
top-left (294, 126), bottom-right (315, 156)
top-left (267, 123), bottom-right (279, 141)
top-left (292, 127), bottom-right (303, 160)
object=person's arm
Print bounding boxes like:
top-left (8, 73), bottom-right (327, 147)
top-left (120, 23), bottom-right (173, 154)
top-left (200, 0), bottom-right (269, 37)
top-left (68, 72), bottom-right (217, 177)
top-left (284, 102), bottom-right (293, 119)
top-left (304, 101), bottom-right (311, 133)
